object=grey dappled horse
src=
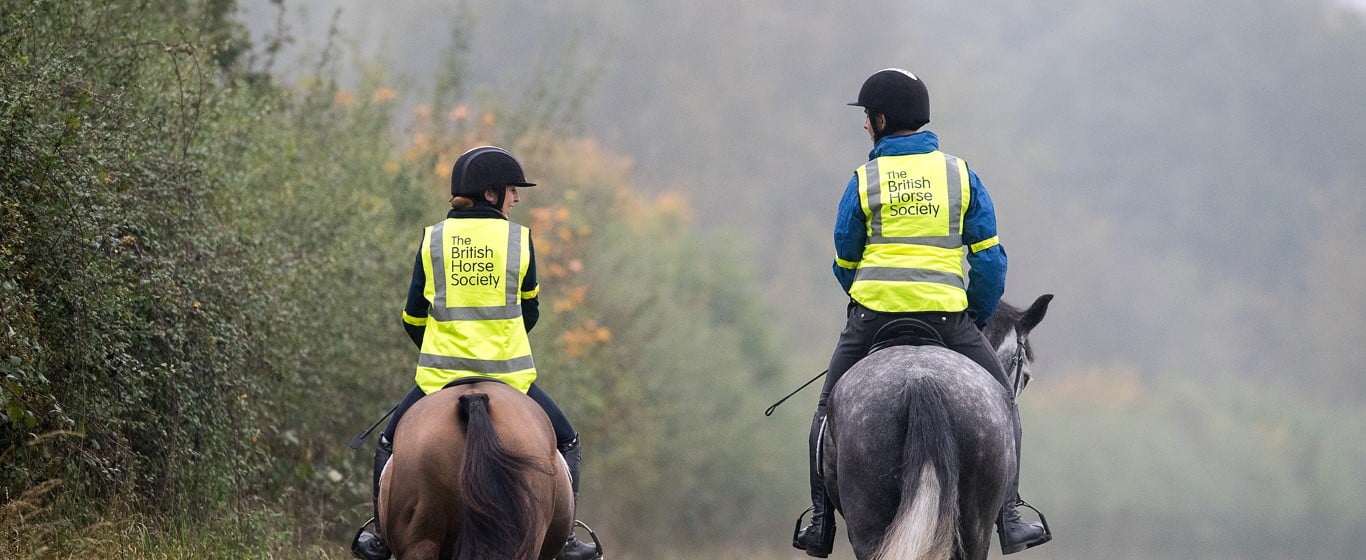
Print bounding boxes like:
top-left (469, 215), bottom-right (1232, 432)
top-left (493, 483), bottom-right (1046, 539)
top-left (822, 295), bottom-right (1052, 560)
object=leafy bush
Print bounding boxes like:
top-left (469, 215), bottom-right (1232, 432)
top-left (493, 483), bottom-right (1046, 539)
top-left (2, 1), bottom-right (793, 557)
top-left (1, 0), bottom-right (276, 517)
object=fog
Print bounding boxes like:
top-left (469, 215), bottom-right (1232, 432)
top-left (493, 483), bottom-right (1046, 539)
top-left (236, 1), bottom-right (1366, 556)
top-left (241, 0), bottom-right (1366, 388)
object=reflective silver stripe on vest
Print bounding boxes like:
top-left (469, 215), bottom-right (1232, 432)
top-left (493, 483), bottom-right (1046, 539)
top-left (865, 158), bottom-right (883, 240)
top-left (427, 220), bottom-right (523, 322)
top-left (853, 266), bottom-right (966, 289)
top-left (417, 353), bottom-right (535, 373)
top-left (865, 154), bottom-right (965, 250)
top-left (943, 154), bottom-right (963, 238)
top-left (502, 221), bottom-right (520, 307)
top-left (430, 220), bottom-right (449, 309)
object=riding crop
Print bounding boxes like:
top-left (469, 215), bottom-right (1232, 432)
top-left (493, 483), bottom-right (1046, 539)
top-left (765, 370), bottom-right (827, 417)
top-left (349, 402), bottom-right (399, 449)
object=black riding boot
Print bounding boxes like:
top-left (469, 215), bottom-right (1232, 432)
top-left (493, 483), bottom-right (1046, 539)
top-left (351, 435), bottom-right (393, 560)
top-left (556, 435), bottom-right (602, 560)
top-left (793, 411), bottom-right (836, 558)
top-left (997, 402), bottom-right (1051, 554)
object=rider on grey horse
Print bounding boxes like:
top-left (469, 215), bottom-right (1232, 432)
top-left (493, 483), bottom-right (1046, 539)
top-left (793, 68), bottom-right (1051, 557)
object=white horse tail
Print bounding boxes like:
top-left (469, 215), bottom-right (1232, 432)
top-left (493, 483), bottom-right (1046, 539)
top-left (872, 377), bottom-right (961, 560)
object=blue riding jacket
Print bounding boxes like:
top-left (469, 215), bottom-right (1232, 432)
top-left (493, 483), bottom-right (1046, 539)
top-left (833, 131), bottom-right (1007, 326)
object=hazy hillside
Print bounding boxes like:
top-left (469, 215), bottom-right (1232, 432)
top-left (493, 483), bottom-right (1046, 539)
top-left (238, 0), bottom-right (1366, 395)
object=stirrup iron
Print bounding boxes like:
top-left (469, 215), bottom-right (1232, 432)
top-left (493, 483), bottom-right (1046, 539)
top-left (791, 505), bottom-right (815, 541)
top-left (1014, 498), bottom-right (1052, 538)
top-left (572, 520), bottom-right (605, 559)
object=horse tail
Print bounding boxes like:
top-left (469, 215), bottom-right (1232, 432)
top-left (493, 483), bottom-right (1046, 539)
top-left (872, 377), bottom-right (961, 560)
top-left (454, 392), bottom-right (540, 560)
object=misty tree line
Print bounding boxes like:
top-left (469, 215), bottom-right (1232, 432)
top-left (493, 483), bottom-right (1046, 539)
top-left (343, 0), bottom-right (1366, 400)
top-left (4, 0), bottom-right (1366, 558)
top-left (506, 0), bottom-right (1366, 400)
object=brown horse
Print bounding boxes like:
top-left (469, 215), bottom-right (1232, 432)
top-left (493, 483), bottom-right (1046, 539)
top-left (378, 380), bottom-right (574, 560)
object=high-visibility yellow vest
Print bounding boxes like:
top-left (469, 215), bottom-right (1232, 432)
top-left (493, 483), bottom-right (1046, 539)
top-left (411, 218), bottom-right (537, 394)
top-left (849, 151), bottom-right (972, 313)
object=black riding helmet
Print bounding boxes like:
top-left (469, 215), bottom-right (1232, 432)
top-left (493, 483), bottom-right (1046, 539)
top-left (849, 68), bottom-right (930, 134)
top-left (450, 146), bottom-right (536, 198)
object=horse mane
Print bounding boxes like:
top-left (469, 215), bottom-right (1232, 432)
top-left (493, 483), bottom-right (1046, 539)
top-left (454, 392), bottom-right (542, 560)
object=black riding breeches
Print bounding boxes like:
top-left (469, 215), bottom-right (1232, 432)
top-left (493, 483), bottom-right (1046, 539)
top-left (816, 302), bottom-right (1012, 412)
top-left (381, 385), bottom-right (426, 443)
top-left (381, 382), bottom-right (576, 448)
top-left (527, 383), bottom-right (577, 447)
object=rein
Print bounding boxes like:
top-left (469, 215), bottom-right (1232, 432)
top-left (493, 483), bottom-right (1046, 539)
top-left (1007, 332), bottom-right (1028, 398)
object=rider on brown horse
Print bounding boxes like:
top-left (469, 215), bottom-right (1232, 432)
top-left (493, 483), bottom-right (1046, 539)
top-left (351, 146), bottom-right (601, 560)
top-left (793, 69), bottom-right (1051, 557)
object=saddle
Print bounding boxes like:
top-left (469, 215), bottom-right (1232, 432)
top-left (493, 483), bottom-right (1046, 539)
top-left (441, 376), bottom-right (512, 390)
top-left (867, 317), bottom-right (947, 355)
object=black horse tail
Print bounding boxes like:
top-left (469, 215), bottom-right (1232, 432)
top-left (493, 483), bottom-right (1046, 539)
top-left (454, 392), bottom-right (539, 560)
top-left (872, 377), bottom-right (961, 560)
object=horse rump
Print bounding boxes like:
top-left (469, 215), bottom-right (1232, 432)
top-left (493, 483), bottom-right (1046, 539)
top-left (455, 392), bottom-right (542, 560)
top-left (871, 376), bottom-right (961, 560)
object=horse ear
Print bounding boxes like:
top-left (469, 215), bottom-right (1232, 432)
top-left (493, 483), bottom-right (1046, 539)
top-left (1017, 294), bottom-right (1054, 338)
